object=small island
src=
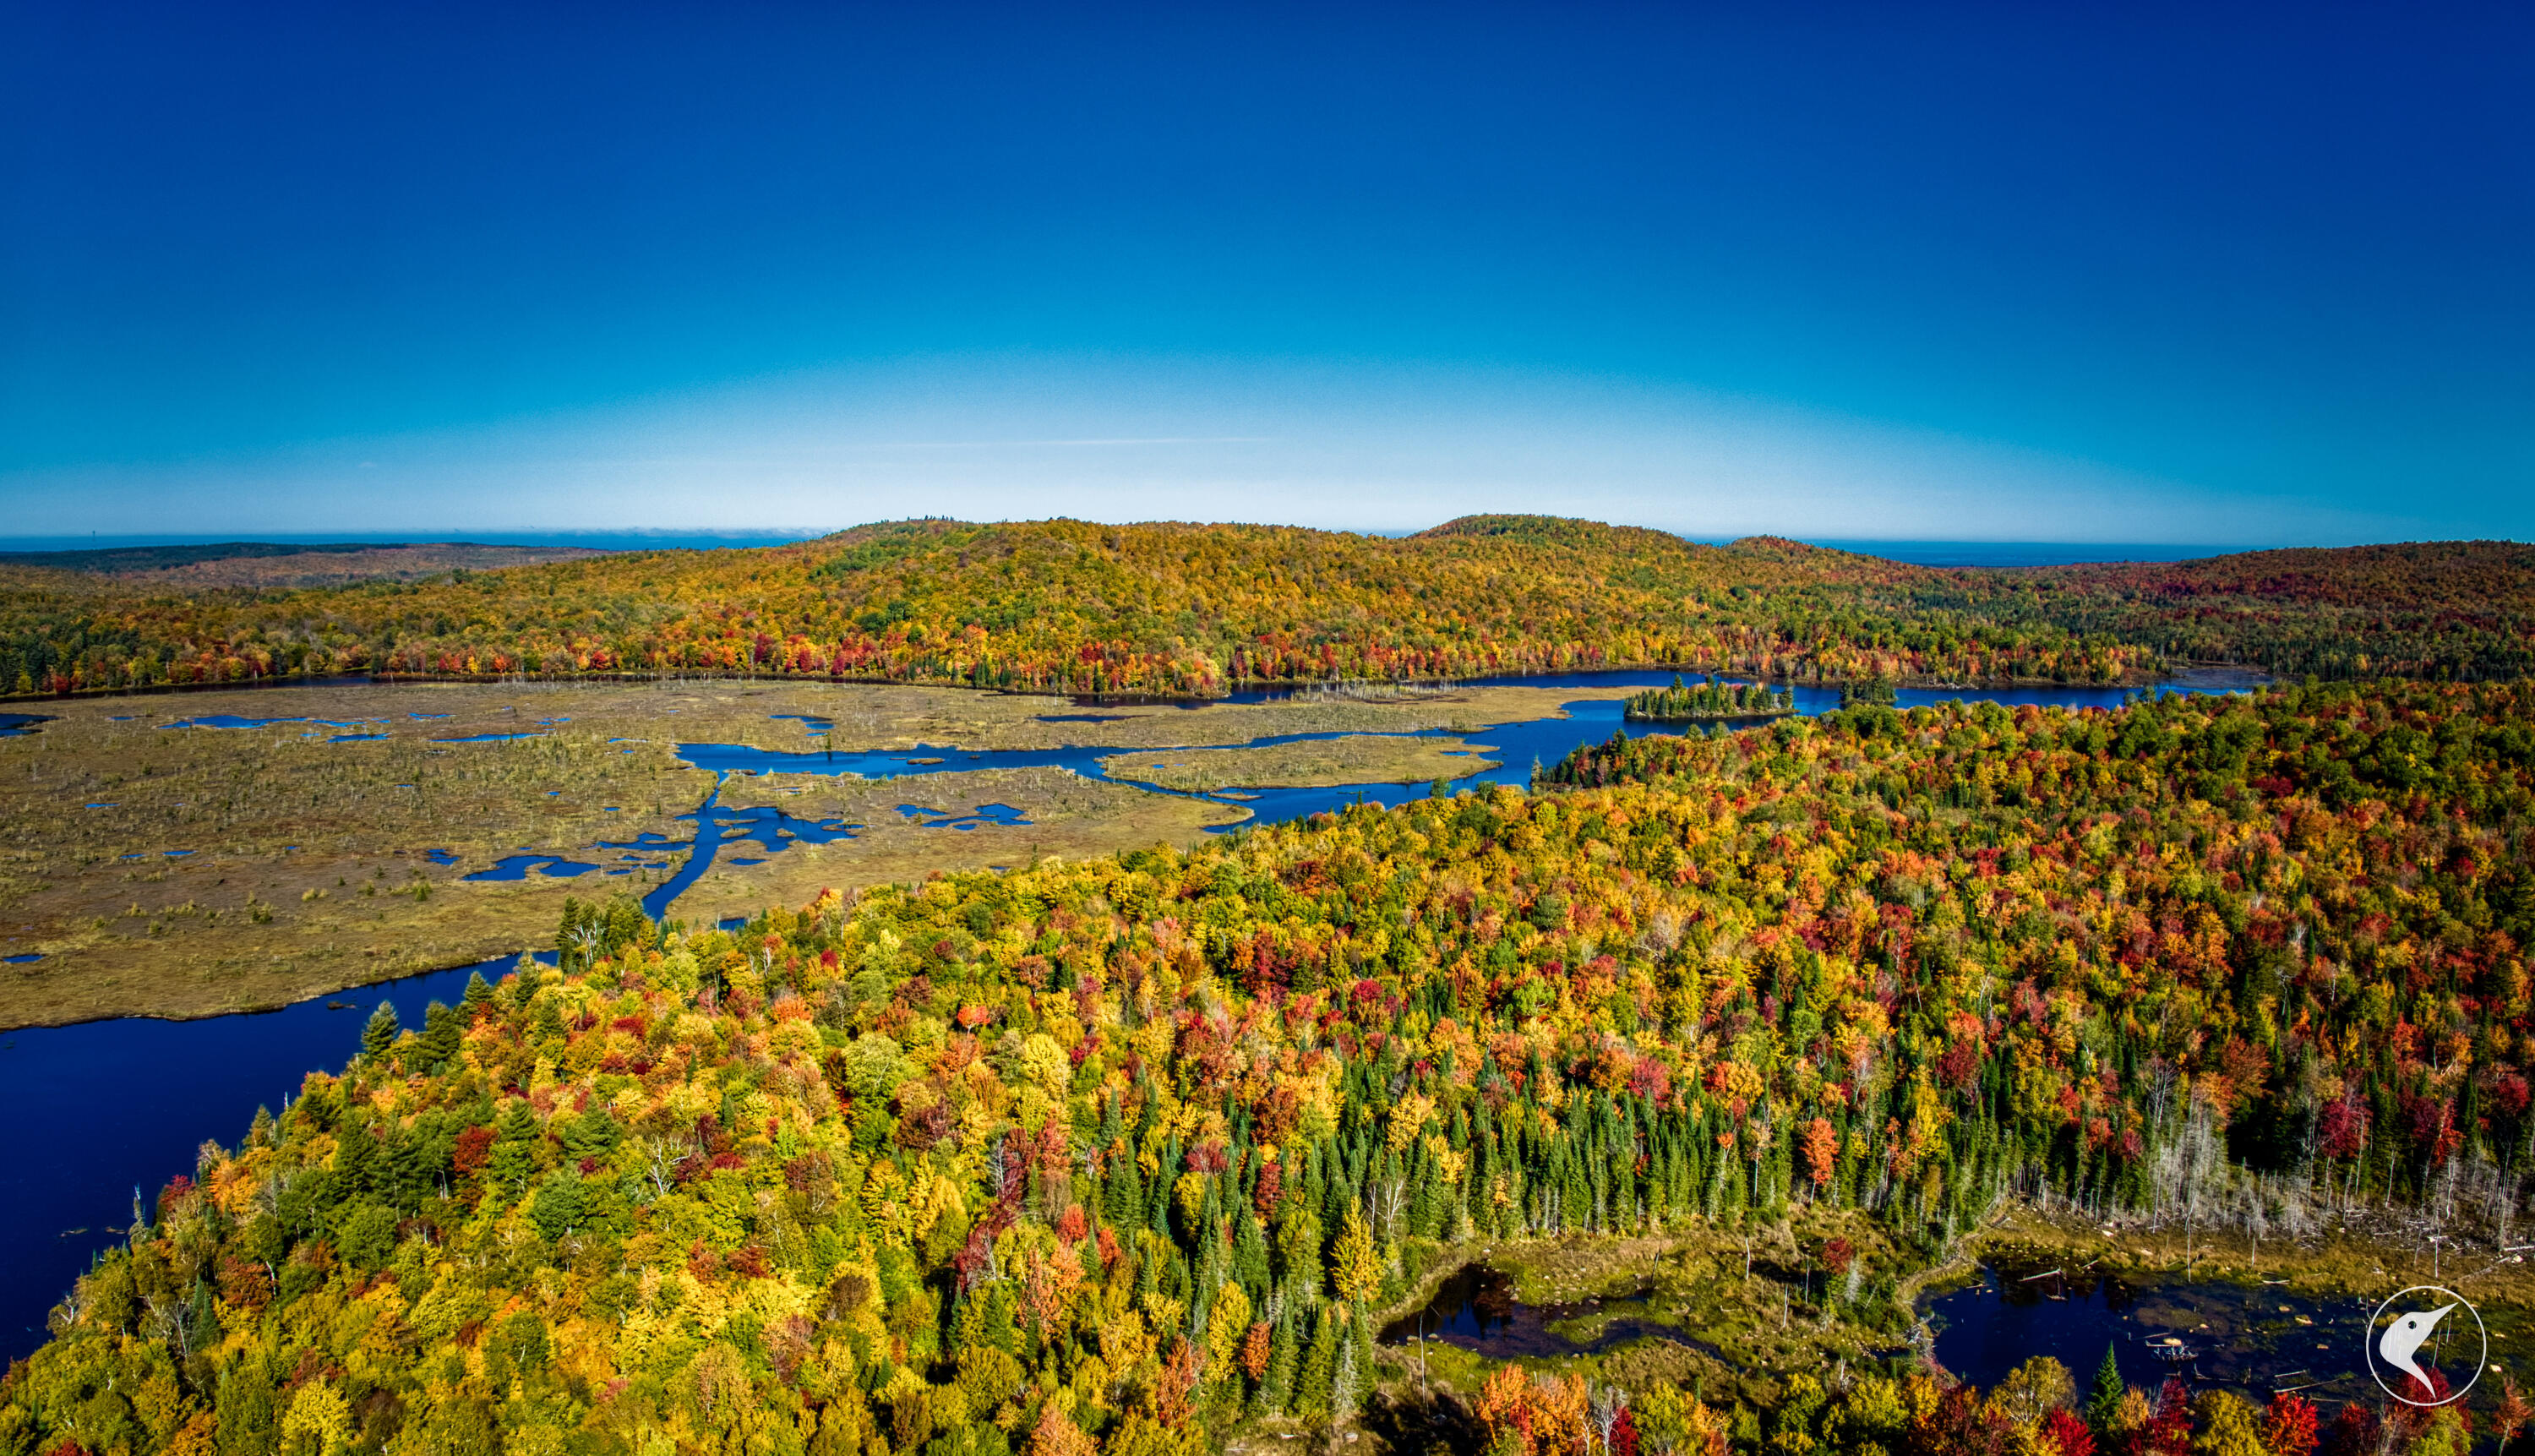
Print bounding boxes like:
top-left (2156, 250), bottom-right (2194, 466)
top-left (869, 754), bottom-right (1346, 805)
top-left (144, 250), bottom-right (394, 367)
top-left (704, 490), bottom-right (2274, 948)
top-left (1624, 673), bottom-right (1795, 722)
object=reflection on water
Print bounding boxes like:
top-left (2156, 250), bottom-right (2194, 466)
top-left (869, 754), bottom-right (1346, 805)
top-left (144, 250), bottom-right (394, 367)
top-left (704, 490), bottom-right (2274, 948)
top-left (1377, 1263), bottom-right (1698, 1359)
top-left (1922, 1264), bottom-right (2385, 1410)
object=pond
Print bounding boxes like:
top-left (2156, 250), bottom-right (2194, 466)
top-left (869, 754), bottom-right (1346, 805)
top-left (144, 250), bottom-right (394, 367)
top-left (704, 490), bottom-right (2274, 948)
top-left (0, 668), bottom-right (2264, 1359)
top-left (1920, 1262), bottom-right (2487, 1415)
top-left (1377, 1262), bottom-right (1719, 1360)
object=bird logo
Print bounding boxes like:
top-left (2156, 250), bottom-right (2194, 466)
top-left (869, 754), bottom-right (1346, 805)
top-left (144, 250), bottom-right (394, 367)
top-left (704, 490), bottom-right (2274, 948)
top-left (2366, 1287), bottom-right (2485, 1407)
top-left (2379, 1305), bottom-right (2452, 1396)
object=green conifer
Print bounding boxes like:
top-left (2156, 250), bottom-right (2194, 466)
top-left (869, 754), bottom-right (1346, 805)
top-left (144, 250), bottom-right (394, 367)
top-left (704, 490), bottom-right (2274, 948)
top-left (1257, 1304), bottom-right (1299, 1415)
top-left (490, 1100), bottom-right (542, 1194)
top-left (1295, 1302), bottom-right (1341, 1416)
top-left (2086, 1342), bottom-right (2126, 1431)
top-left (361, 1001), bottom-right (400, 1061)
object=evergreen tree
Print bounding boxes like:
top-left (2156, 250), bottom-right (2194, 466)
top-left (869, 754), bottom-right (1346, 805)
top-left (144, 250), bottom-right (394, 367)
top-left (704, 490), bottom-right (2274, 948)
top-left (462, 970), bottom-right (494, 1013)
top-left (2086, 1343), bottom-right (2127, 1432)
top-left (1257, 1303), bottom-right (1298, 1415)
top-left (1295, 1303), bottom-right (1341, 1416)
top-left (362, 1001), bottom-right (401, 1061)
top-left (1106, 1152), bottom-right (1142, 1229)
top-left (489, 1101), bottom-right (542, 1194)
top-left (1233, 1207), bottom-right (1271, 1302)
top-left (420, 1001), bottom-right (465, 1067)
top-left (1331, 1320), bottom-right (1362, 1426)
top-left (334, 1116), bottom-right (376, 1193)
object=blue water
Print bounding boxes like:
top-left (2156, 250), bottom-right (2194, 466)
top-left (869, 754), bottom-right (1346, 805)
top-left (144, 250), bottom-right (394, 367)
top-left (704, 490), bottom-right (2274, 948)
top-left (0, 950), bottom-right (559, 1359)
top-left (1803, 539), bottom-right (2247, 569)
top-left (637, 784), bottom-right (728, 919)
top-left (1922, 1265), bottom-right (2374, 1411)
top-left (0, 714), bottom-right (49, 738)
top-left (462, 854), bottom-right (601, 881)
top-left (2, 955), bottom-right (42, 965)
top-left (899, 802), bottom-right (1032, 830)
top-left (666, 670), bottom-right (2261, 837)
top-left (434, 732), bottom-right (545, 744)
top-left (160, 715), bottom-right (309, 730)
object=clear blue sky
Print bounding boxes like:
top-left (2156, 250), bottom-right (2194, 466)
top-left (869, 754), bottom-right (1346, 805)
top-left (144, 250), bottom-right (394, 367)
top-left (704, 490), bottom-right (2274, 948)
top-left (4, 3), bottom-right (2527, 543)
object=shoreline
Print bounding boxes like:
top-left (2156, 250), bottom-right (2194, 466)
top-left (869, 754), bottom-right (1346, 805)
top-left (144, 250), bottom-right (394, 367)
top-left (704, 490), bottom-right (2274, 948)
top-left (0, 659), bottom-right (2253, 711)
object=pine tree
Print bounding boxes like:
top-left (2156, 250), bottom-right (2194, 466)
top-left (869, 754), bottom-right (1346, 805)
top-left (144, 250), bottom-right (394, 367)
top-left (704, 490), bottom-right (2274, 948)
top-left (1233, 1207), bottom-right (1272, 1301)
top-left (1295, 1303), bottom-right (1341, 1416)
top-left (2086, 1342), bottom-right (2126, 1432)
top-left (420, 1001), bottom-right (464, 1067)
top-left (1331, 1333), bottom-right (1361, 1426)
top-left (490, 1100), bottom-right (542, 1194)
top-left (462, 969), bottom-right (494, 1013)
top-left (1108, 1150), bottom-right (1142, 1229)
top-left (333, 1116), bottom-right (376, 1194)
top-left (1257, 1304), bottom-right (1299, 1415)
top-left (362, 1001), bottom-right (401, 1061)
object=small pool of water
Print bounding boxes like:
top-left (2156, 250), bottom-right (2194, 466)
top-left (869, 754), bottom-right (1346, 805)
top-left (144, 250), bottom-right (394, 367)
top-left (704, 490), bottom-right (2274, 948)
top-left (1922, 1263), bottom-right (2379, 1408)
top-left (159, 715), bottom-right (308, 730)
top-left (1379, 1263), bottom-right (1707, 1359)
top-left (897, 802), bottom-right (1033, 830)
top-left (463, 853), bottom-right (602, 881)
top-left (0, 714), bottom-right (51, 737)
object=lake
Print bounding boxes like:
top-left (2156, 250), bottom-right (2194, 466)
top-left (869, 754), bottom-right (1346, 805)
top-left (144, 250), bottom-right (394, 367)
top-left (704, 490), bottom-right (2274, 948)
top-left (0, 668), bottom-right (2260, 1358)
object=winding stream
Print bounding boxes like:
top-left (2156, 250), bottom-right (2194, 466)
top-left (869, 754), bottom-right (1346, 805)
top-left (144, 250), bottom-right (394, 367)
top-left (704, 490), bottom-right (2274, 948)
top-left (0, 668), bottom-right (2261, 1355)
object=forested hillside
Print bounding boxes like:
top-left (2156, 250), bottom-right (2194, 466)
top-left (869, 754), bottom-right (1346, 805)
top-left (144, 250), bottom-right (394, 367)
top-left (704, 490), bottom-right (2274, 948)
top-left (8, 679), bottom-right (2531, 1453)
top-left (10, 516), bottom-right (2526, 701)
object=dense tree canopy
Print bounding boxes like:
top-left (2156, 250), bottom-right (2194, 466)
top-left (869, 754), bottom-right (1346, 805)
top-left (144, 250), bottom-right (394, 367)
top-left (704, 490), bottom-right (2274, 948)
top-left (7, 678), bottom-right (2532, 1453)
top-left (13, 518), bottom-right (2524, 701)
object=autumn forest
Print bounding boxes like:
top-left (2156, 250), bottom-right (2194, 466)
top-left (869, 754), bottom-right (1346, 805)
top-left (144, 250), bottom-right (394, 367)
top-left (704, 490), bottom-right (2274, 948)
top-left (5, 523), bottom-right (2535, 1456)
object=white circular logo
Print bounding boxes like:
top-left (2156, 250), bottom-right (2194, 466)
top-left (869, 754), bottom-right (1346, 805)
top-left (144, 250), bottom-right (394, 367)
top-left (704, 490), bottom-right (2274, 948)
top-left (2365, 1286), bottom-right (2486, 1407)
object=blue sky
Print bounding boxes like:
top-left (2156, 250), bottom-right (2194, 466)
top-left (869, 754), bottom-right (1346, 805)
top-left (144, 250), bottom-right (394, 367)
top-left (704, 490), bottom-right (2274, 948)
top-left (4, 3), bottom-right (2527, 543)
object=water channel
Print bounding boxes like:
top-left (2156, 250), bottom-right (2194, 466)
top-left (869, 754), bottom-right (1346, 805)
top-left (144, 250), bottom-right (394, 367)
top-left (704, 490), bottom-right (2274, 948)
top-left (0, 668), bottom-right (2263, 1356)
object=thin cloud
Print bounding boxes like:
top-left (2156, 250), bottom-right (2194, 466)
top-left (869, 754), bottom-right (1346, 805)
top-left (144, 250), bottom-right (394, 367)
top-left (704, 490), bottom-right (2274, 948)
top-left (878, 437), bottom-right (1273, 449)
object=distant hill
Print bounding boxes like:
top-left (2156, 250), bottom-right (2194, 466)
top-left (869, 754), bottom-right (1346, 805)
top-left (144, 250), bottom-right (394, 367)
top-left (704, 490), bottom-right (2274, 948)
top-left (0, 541), bottom-right (609, 587)
top-left (1, 516), bottom-right (2526, 698)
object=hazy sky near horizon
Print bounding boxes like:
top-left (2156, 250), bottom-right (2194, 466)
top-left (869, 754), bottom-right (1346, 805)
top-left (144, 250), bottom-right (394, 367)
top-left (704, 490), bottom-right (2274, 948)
top-left (6, 3), bottom-right (2528, 544)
